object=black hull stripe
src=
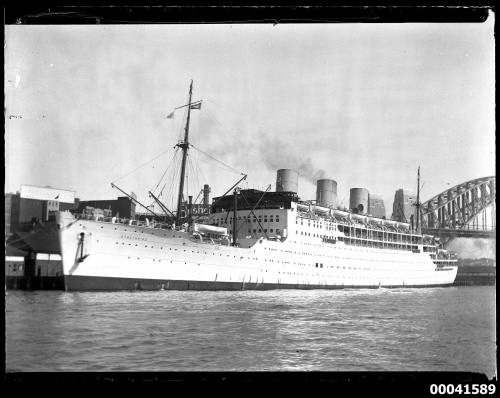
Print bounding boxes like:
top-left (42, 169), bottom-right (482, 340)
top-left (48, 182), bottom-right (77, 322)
top-left (64, 275), bottom-right (455, 292)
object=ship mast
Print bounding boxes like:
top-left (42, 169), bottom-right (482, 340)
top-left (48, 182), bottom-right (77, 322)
top-left (176, 80), bottom-right (194, 227)
top-left (232, 188), bottom-right (238, 246)
top-left (416, 166), bottom-right (421, 234)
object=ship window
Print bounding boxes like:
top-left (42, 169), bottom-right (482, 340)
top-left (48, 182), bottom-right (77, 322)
top-left (276, 229), bottom-right (280, 234)
top-left (258, 229), bottom-right (261, 233)
top-left (270, 229), bottom-right (274, 233)
top-left (253, 229), bottom-right (256, 233)
top-left (264, 229), bottom-right (267, 233)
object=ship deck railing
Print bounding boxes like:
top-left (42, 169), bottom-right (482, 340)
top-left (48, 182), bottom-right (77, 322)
top-left (75, 213), bottom-right (188, 232)
top-left (296, 210), bottom-right (412, 233)
top-left (75, 213), bottom-right (240, 246)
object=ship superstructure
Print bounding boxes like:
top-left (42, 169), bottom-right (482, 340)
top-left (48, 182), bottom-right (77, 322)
top-left (55, 81), bottom-right (457, 291)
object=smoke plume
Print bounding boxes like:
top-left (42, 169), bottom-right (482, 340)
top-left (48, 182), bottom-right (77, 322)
top-left (258, 137), bottom-right (326, 183)
top-left (446, 238), bottom-right (495, 259)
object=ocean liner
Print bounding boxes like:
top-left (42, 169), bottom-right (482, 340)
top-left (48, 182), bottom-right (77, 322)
top-left (55, 81), bottom-right (458, 291)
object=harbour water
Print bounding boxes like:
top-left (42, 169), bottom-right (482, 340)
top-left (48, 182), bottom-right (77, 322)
top-left (5, 286), bottom-right (496, 376)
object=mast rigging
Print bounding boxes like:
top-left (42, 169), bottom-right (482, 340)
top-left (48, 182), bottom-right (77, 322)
top-left (111, 182), bottom-right (161, 219)
top-left (176, 80), bottom-right (194, 226)
top-left (169, 81), bottom-right (247, 228)
top-left (192, 174), bottom-right (248, 224)
top-left (148, 191), bottom-right (175, 218)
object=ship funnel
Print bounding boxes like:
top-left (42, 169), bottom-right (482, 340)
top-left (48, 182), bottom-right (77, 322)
top-left (316, 179), bottom-right (337, 208)
top-left (203, 184), bottom-right (211, 206)
top-left (349, 188), bottom-right (369, 215)
top-left (276, 169), bottom-right (298, 193)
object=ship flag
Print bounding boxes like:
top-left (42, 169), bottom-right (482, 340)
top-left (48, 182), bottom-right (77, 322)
top-left (165, 101), bottom-right (201, 119)
top-left (190, 101), bottom-right (202, 110)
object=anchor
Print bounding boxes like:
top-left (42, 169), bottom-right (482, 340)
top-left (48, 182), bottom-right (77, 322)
top-left (68, 232), bottom-right (90, 275)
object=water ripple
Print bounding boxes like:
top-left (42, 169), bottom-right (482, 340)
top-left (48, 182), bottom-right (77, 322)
top-left (5, 286), bottom-right (496, 376)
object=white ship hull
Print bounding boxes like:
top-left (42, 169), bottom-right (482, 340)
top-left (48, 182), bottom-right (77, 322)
top-left (56, 211), bottom-right (458, 291)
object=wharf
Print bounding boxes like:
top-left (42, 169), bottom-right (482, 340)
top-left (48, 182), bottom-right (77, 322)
top-left (453, 264), bottom-right (496, 286)
top-left (5, 243), bottom-right (64, 291)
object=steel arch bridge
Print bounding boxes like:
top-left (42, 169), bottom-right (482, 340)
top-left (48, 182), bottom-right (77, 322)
top-left (421, 176), bottom-right (495, 235)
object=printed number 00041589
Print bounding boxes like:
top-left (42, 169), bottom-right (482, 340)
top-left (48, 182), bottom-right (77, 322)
top-left (430, 384), bottom-right (496, 395)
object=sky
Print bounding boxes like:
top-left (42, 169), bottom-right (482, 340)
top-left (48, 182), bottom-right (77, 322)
top-left (5, 17), bottom-right (495, 217)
